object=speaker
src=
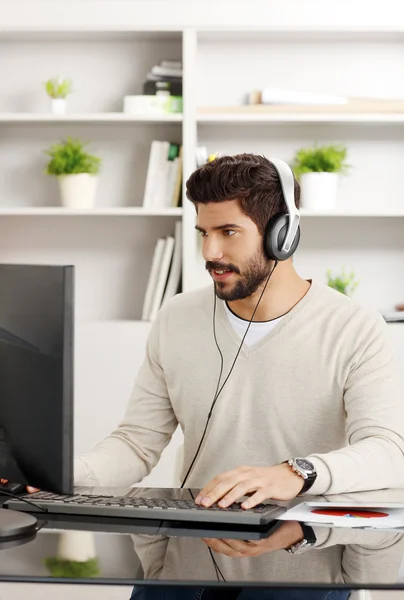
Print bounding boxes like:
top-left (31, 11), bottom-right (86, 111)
top-left (263, 158), bottom-right (301, 261)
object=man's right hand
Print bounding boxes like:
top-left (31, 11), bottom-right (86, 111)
top-left (0, 478), bottom-right (39, 493)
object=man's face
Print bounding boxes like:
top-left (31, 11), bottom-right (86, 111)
top-left (195, 200), bottom-right (272, 302)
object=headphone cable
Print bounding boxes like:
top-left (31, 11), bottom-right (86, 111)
top-left (181, 259), bottom-right (279, 489)
top-left (180, 260), bottom-right (279, 582)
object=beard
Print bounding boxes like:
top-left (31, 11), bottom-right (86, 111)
top-left (207, 249), bottom-right (272, 302)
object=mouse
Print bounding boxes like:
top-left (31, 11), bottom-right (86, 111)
top-left (0, 481), bottom-right (26, 495)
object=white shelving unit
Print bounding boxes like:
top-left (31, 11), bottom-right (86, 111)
top-left (299, 210), bottom-right (404, 218)
top-left (197, 112), bottom-right (404, 124)
top-left (0, 113), bottom-right (182, 123)
top-left (0, 207), bottom-right (183, 216)
top-left (1, 1), bottom-right (403, 485)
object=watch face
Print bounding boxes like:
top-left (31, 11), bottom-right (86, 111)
top-left (296, 458), bottom-right (314, 472)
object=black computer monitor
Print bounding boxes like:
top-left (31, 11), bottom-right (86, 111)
top-left (0, 264), bottom-right (74, 495)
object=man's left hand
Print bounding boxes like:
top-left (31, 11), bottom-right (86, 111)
top-left (202, 521), bottom-right (305, 558)
top-left (195, 463), bottom-right (304, 509)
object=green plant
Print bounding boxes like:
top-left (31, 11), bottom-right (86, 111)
top-left (45, 557), bottom-right (100, 578)
top-left (45, 76), bottom-right (73, 99)
top-left (292, 144), bottom-right (350, 179)
top-left (45, 137), bottom-right (101, 176)
top-left (326, 267), bottom-right (359, 296)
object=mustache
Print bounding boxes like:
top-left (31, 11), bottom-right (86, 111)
top-left (206, 262), bottom-right (240, 274)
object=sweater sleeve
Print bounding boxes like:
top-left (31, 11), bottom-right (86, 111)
top-left (341, 530), bottom-right (404, 585)
top-left (74, 310), bottom-right (178, 487)
top-left (312, 527), bottom-right (404, 584)
top-left (306, 315), bottom-right (404, 495)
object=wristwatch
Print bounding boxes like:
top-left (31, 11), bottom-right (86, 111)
top-left (286, 457), bottom-right (317, 494)
top-left (286, 523), bottom-right (317, 554)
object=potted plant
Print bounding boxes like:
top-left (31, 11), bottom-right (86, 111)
top-left (45, 76), bottom-right (73, 115)
top-left (292, 144), bottom-right (350, 211)
top-left (326, 267), bottom-right (359, 297)
top-left (45, 531), bottom-right (100, 578)
top-left (45, 137), bottom-right (101, 209)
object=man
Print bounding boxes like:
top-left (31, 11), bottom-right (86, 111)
top-left (74, 154), bottom-right (404, 599)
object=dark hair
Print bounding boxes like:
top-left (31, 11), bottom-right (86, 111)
top-left (185, 153), bottom-right (300, 235)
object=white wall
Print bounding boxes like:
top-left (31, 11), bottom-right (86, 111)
top-left (74, 321), bottom-right (184, 486)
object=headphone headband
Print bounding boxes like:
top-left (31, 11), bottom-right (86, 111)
top-left (268, 158), bottom-right (300, 254)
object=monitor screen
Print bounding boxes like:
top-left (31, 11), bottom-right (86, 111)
top-left (0, 264), bottom-right (74, 494)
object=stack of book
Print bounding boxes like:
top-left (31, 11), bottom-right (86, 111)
top-left (143, 59), bottom-right (182, 99)
top-left (143, 141), bottom-right (182, 209)
top-left (142, 221), bottom-right (182, 322)
top-left (124, 59), bottom-right (182, 115)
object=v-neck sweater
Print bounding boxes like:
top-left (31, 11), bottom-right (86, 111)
top-left (74, 280), bottom-right (404, 495)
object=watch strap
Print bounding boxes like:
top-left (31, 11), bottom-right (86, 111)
top-left (283, 459), bottom-right (317, 494)
top-left (300, 471), bottom-right (316, 494)
top-left (286, 523), bottom-right (316, 554)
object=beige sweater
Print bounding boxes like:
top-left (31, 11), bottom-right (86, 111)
top-left (75, 280), bottom-right (404, 495)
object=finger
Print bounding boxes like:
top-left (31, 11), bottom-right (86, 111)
top-left (241, 487), bottom-right (274, 509)
top-left (199, 471), bottom-right (252, 507)
top-left (218, 478), bottom-right (264, 508)
top-left (196, 470), bottom-right (237, 504)
top-left (202, 538), bottom-right (245, 558)
top-left (196, 467), bottom-right (252, 505)
top-left (0, 479), bottom-right (8, 484)
top-left (219, 538), bottom-right (256, 554)
top-left (26, 486), bottom-right (39, 494)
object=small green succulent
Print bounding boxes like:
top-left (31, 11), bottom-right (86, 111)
top-left (45, 76), bottom-right (73, 99)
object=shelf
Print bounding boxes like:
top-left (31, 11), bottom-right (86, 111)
top-left (0, 207), bottom-right (183, 216)
top-left (197, 112), bottom-right (404, 125)
top-left (300, 210), bottom-right (404, 217)
top-left (0, 113), bottom-right (183, 124)
top-left (197, 28), bottom-right (404, 43)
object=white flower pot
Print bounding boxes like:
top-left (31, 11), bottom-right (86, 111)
top-left (57, 531), bottom-right (96, 562)
top-left (58, 174), bottom-right (98, 209)
top-left (299, 172), bottom-right (339, 211)
top-left (51, 98), bottom-right (67, 115)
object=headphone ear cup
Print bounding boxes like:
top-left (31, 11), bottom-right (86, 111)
top-left (264, 213), bottom-right (300, 261)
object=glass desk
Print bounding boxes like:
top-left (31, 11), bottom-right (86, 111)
top-left (1, 486), bottom-right (404, 597)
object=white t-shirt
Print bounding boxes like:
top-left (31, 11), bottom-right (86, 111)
top-left (224, 301), bottom-right (284, 346)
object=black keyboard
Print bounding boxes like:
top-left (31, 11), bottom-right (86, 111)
top-left (5, 491), bottom-right (285, 526)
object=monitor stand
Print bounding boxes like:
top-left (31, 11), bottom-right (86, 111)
top-left (0, 507), bottom-right (38, 540)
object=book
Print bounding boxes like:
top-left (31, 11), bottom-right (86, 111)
top-left (160, 60), bottom-right (182, 70)
top-left (143, 79), bottom-right (182, 97)
top-left (152, 141), bottom-right (171, 209)
top-left (254, 87), bottom-right (348, 106)
top-left (161, 221), bottom-right (182, 307)
top-left (170, 146), bottom-right (183, 208)
top-left (146, 73), bottom-right (183, 83)
top-left (151, 65), bottom-right (183, 78)
top-left (143, 141), bottom-right (182, 209)
top-left (383, 311), bottom-right (404, 323)
top-left (143, 141), bottom-right (163, 209)
top-left (148, 236), bottom-right (175, 322)
top-left (141, 238), bottom-right (167, 321)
